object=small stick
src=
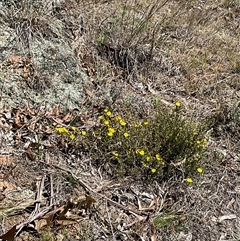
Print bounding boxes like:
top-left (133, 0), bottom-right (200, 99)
top-left (40, 161), bottom-right (148, 216)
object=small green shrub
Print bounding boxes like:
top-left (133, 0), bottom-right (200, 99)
top-left (40, 230), bottom-right (55, 241)
top-left (55, 100), bottom-right (208, 180)
top-left (153, 212), bottom-right (186, 230)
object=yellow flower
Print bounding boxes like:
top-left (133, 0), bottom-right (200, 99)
top-left (136, 149), bottom-right (145, 156)
top-left (55, 127), bottom-right (69, 134)
top-left (112, 151), bottom-right (119, 157)
top-left (201, 139), bottom-right (207, 148)
top-left (99, 115), bottom-right (104, 120)
top-left (143, 121), bottom-right (149, 126)
top-left (196, 140), bottom-right (201, 145)
top-left (197, 167), bottom-right (203, 173)
top-left (175, 101), bottom-right (181, 107)
top-left (107, 132), bottom-right (114, 137)
top-left (106, 111), bottom-right (112, 116)
top-left (55, 127), bottom-right (62, 133)
top-left (120, 120), bottom-right (127, 126)
top-left (156, 154), bottom-right (162, 161)
top-left (151, 168), bottom-right (156, 173)
top-left (108, 127), bottom-right (115, 133)
top-left (81, 130), bottom-right (87, 136)
top-left (71, 126), bottom-right (77, 131)
top-left (146, 156), bottom-right (151, 161)
top-left (134, 123), bottom-right (140, 128)
top-left (104, 120), bottom-right (110, 126)
top-left (123, 132), bottom-right (129, 138)
top-left (114, 116), bottom-right (122, 122)
top-left (107, 127), bottom-right (115, 137)
top-left (69, 134), bottom-right (75, 140)
top-left (186, 177), bottom-right (193, 183)
top-left (142, 162), bottom-right (148, 168)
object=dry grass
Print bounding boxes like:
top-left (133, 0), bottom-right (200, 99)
top-left (0, 0), bottom-right (240, 240)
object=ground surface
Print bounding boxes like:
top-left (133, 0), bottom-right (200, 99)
top-left (0, 0), bottom-right (240, 240)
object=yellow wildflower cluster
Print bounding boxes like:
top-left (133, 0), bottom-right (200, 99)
top-left (196, 138), bottom-right (208, 149)
top-left (55, 126), bottom-right (87, 140)
top-left (55, 126), bottom-right (76, 140)
top-left (54, 101), bottom-right (208, 182)
top-left (136, 149), bottom-right (145, 156)
top-left (95, 105), bottom-right (207, 179)
top-left (155, 154), bottom-right (165, 165)
top-left (99, 108), bottom-right (129, 138)
top-left (55, 127), bottom-right (69, 134)
top-left (114, 115), bottom-right (122, 122)
top-left (108, 127), bottom-right (116, 137)
top-left (104, 109), bottom-right (112, 117)
top-left (185, 167), bottom-right (203, 184)
top-left (137, 150), bottom-right (165, 174)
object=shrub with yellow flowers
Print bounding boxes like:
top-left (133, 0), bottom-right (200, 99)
top-left (55, 126), bottom-right (88, 147)
top-left (55, 126), bottom-right (76, 141)
top-left (55, 101), bottom-right (209, 180)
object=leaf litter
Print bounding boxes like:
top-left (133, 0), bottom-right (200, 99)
top-left (0, 0), bottom-right (240, 240)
